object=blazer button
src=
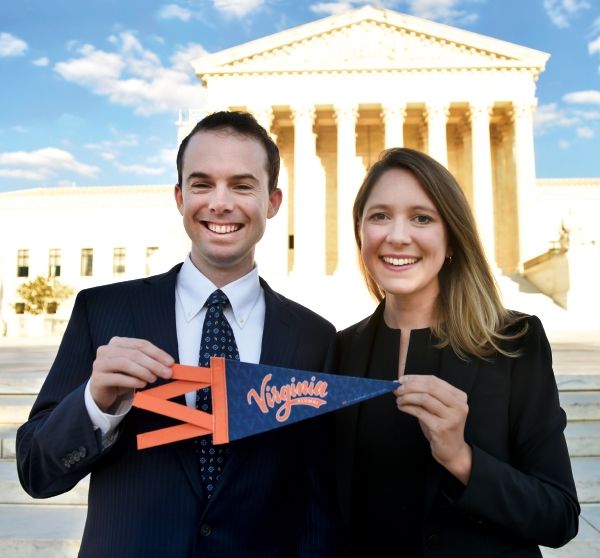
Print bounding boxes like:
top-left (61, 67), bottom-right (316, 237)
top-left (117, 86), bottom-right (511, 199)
top-left (199, 523), bottom-right (212, 537)
top-left (426, 533), bottom-right (441, 548)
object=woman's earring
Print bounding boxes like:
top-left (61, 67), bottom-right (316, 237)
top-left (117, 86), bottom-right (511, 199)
top-left (446, 255), bottom-right (453, 264)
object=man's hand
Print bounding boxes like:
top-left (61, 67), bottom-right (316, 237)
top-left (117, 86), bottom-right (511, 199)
top-left (90, 337), bottom-right (174, 412)
top-left (394, 375), bottom-right (472, 484)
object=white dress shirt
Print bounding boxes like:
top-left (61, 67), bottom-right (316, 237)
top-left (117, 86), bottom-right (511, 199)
top-left (85, 255), bottom-right (266, 435)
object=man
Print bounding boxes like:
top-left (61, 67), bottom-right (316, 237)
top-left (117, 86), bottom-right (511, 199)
top-left (17, 111), bottom-right (339, 557)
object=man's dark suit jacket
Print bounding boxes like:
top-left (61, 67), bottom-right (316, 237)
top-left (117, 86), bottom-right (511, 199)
top-left (17, 264), bottom-right (339, 557)
top-left (334, 302), bottom-right (579, 558)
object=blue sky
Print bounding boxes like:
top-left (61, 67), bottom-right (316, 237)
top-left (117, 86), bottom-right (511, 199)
top-left (0, 0), bottom-right (598, 193)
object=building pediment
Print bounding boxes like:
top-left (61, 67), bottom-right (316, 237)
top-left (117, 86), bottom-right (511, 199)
top-left (193, 6), bottom-right (549, 79)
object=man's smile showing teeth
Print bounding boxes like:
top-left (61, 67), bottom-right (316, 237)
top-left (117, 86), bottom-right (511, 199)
top-left (205, 222), bottom-right (242, 234)
top-left (382, 256), bottom-right (419, 266)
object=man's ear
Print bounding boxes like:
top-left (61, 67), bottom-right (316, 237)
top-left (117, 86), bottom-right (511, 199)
top-left (267, 188), bottom-right (283, 219)
top-left (174, 184), bottom-right (184, 215)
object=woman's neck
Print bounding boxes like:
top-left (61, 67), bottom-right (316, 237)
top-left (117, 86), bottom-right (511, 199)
top-left (383, 292), bottom-right (437, 331)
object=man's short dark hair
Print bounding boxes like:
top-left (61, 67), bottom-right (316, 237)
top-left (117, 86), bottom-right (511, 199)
top-left (176, 110), bottom-right (280, 193)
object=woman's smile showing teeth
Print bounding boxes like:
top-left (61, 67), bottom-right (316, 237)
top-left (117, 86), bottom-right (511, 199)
top-left (204, 222), bottom-right (242, 234)
top-left (381, 256), bottom-right (419, 267)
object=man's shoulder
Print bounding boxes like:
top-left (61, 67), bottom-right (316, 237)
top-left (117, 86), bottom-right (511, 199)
top-left (78, 264), bottom-right (182, 301)
top-left (260, 278), bottom-right (335, 333)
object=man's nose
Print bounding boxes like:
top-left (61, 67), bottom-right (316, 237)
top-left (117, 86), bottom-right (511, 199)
top-left (209, 185), bottom-right (233, 212)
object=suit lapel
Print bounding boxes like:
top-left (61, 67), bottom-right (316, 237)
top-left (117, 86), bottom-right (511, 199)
top-left (257, 278), bottom-right (296, 366)
top-left (335, 301), bottom-right (384, 527)
top-left (423, 346), bottom-right (480, 517)
top-left (132, 264), bottom-right (206, 502)
top-left (131, 263), bottom-right (181, 362)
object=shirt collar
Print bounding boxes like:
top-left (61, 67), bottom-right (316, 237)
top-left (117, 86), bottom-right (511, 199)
top-left (176, 255), bottom-right (261, 328)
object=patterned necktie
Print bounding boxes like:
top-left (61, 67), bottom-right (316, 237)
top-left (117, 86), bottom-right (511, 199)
top-left (196, 289), bottom-right (239, 498)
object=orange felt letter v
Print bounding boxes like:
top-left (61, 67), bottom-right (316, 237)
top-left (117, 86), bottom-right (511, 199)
top-left (132, 357), bottom-right (230, 450)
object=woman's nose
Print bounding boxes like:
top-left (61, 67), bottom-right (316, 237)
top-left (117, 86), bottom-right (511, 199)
top-left (386, 218), bottom-right (410, 245)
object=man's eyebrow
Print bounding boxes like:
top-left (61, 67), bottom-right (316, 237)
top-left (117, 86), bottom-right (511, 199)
top-left (230, 173), bottom-right (259, 182)
top-left (186, 172), bottom-right (259, 183)
top-left (186, 171), bottom-right (211, 183)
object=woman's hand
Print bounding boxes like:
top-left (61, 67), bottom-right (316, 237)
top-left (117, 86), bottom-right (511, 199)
top-left (394, 375), bottom-right (472, 484)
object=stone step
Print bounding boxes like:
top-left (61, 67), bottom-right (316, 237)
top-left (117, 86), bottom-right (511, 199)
top-left (571, 457), bottom-right (600, 504)
top-left (541, 504), bottom-right (600, 557)
top-left (0, 504), bottom-right (85, 558)
top-left (0, 395), bottom-right (34, 424)
top-left (556, 374), bottom-right (600, 392)
top-left (0, 425), bottom-right (17, 459)
top-left (0, 461), bottom-right (89, 506)
top-left (0, 500), bottom-right (595, 558)
top-left (0, 371), bottom-right (45, 395)
top-left (565, 421), bottom-right (600, 457)
top-left (561, 392), bottom-right (600, 421)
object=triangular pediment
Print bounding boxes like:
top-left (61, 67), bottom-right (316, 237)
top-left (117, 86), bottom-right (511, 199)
top-left (193, 6), bottom-right (549, 78)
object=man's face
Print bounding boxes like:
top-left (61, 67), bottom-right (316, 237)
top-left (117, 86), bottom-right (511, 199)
top-left (174, 129), bottom-right (281, 286)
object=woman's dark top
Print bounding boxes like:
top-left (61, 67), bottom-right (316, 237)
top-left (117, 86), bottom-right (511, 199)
top-left (350, 317), bottom-right (441, 557)
top-left (336, 305), bottom-right (579, 557)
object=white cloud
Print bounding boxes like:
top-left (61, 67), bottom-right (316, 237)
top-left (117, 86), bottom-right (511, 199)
top-left (114, 161), bottom-right (167, 176)
top-left (533, 103), bottom-right (580, 134)
top-left (310, 2), bottom-right (355, 16)
top-left (153, 147), bottom-right (178, 166)
top-left (84, 134), bottom-right (139, 151)
top-left (589, 36), bottom-right (600, 55)
top-left (543, 0), bottom-right (590, 28)
top-left (12, 126), bottom-right (28, 133)
top-left (157, 4), bottom-right (193, 21)
top-left (573, 109), bottom-right (600, 119)
top-left (32, 56), bottom-right (49, 67)
top-left (171, 43), bottom-right (209, 71)
top-left (576, 126), bottom-right (595, 138)
top-left (0, 32), bottom-right (28, 57)
top-left (0, 169), bottom-right (46, 180)
top-left (559, 140), bottom-right (570, 150)
top-left (309, 1), bottom-right (403, 18)
top-left (54, 32), bottom-right (206, 116)
top-left (404, 0), bottom-right (479, 24)
top-left (212, 0), bottom-right (264, 18)
top-left (0, 147), bottom-right (99, 181)
top-left (563, 90), bottom-right (600, 105)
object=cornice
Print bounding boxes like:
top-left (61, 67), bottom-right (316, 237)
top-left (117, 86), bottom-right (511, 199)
top-left (193, 6), bottom-right (549, 80)
top-left (536, 178), bottom-right (600, 189)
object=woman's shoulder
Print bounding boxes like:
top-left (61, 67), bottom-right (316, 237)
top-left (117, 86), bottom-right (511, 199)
top-left (503, 311), bottom-right (543, 335)
top-left (501, 311), bottom-right (549, 356)
top-left (337, 314), bottom-right (372, 342)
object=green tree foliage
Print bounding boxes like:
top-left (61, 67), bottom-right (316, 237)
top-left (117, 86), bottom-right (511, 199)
top-left (15, 276), bottom-right (74, 315)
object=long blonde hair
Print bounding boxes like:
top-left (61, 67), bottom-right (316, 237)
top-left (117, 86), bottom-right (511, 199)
top-left (353, 148), bottom-right (527, 360)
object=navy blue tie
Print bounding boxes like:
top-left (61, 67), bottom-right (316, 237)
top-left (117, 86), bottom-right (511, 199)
top-left (196, 289), bottom-right (239, 498)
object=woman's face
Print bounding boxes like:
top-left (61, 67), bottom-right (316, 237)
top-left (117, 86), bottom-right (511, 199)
top-left (359, 167), bottom-right (450, 305)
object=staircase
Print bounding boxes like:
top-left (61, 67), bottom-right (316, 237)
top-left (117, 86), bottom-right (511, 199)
top-left (1, 336), bottom-right (599, 557)
top-left (0, 343), bottom-right (87, 557)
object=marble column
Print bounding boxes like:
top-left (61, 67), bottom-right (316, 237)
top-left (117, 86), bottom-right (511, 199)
top-left (334, 103), bottom-right (359, 275)
top-left (291, 104), bottom-right (325, 275)
top-left (512, 101), bottom-right (538, 267)
top-left (248, 105), bottom-right (288, 277)
top-left (382, 104), bottom-right (406, 149)
top-left (426, 103), bottom-right (449, 168)
top-left (469, 102), bottom-right (496, 266)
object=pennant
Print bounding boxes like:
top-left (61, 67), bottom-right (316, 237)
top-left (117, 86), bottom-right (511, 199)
top-left (133, 357), bottom-right (398, 450)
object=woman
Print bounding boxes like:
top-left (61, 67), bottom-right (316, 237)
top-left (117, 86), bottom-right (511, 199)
top-left (334, 148), bottom-right (579, 557)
